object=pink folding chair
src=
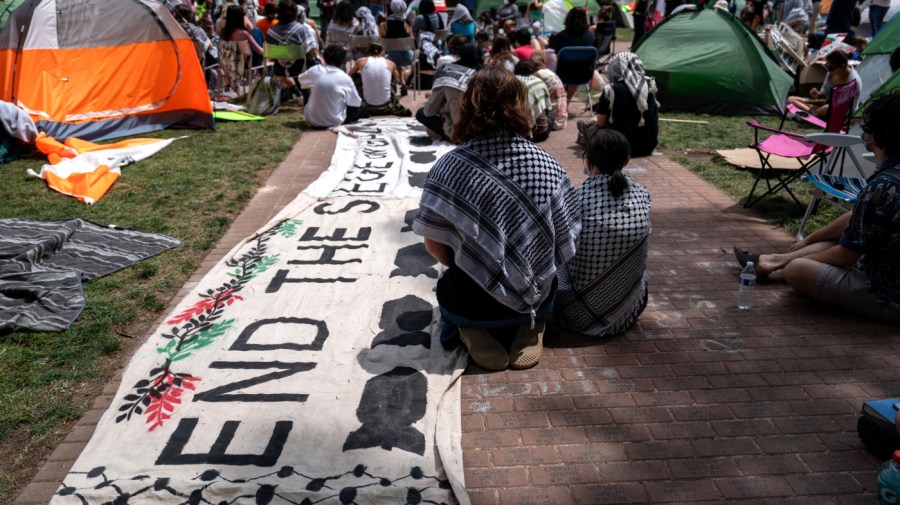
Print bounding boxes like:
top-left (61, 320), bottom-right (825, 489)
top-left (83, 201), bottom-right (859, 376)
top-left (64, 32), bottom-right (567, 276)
top-left (743, 80), bottom-right (858, 209)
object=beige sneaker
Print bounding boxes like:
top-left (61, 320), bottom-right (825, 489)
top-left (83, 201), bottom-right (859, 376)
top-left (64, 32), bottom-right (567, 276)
top-left (459, 327), bottom-right (509, 371)
top-left (509, 320), bottom-right (546, 369)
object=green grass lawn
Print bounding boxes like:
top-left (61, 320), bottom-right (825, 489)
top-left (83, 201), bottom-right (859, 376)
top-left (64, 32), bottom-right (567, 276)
top-left (0, 111), bottom-right (301, 502)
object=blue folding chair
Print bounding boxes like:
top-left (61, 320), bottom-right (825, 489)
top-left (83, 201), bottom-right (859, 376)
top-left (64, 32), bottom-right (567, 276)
top-left (555, 46), bottom-right (598, 115)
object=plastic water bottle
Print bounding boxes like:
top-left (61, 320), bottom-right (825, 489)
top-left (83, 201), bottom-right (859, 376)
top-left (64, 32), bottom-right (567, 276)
top-left (877, 450), bottom-right (900, 504)
top-left (737, 261), bottom-right (756, 310)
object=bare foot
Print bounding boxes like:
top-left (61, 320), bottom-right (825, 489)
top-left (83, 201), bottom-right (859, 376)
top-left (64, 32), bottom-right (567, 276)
top-left (756, 254), bottom-right (777, 280)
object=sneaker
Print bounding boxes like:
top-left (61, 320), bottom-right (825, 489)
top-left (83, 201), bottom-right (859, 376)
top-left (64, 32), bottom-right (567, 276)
top-left (400, 84), bottom-right (408, 97)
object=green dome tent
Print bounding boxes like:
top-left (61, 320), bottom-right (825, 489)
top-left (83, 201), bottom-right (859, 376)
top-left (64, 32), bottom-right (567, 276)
top-left (633, 7), bottom-right (793, 115)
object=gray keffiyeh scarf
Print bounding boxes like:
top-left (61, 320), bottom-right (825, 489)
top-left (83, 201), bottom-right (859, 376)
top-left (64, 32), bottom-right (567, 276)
top-left (432, 63), bottom-right (475, 91)
top-left (388, 0), bottom-right (407, 21)
top-left (355, 6), bottom-right (379, 36)
top-left (414, 135), bottom-right (581, 315)
top-left (449, 4), bottom-right (474, 24)
top-left (603, 52), bottom-right (659, 127)
top-left (418, 31), bottom-right (441, 67)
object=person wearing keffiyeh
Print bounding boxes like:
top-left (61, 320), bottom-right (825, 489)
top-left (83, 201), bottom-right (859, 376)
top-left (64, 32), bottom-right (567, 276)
top-left (414, 67), bottom-right (581, 371)
top-left (554, 128), bottom-right (652, 337)
top-left (577, 51), bottom-right (659, 157)
top-left (354, 6), bottom-right (380, 36)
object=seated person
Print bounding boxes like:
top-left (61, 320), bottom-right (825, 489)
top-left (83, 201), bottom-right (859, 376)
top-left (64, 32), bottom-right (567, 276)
top-left (436, 35), bottom-right (467, 70)
top-left (348, 42), bottom-right (412, 116)
top-left (531, 50), bottom-right (567, 130)
top-left (485, 35), bottom-right (518, 72)
top-left (414, 66), bottom-right (581, 371)
top-left (734, 90), bottom-right (900, 324)
top-left (554, 128), bottom-right (651, 337)
top-left (548, 7), bottom-right (595, 99)
top-left (786, 50), bottom-right (861, 120)
top-left (512, 28), bottom-right (540, 61)
top-left (298, 44), bottom-right (367, 127)
top-left (449, 4), bottom-right (477, 44)
top-left (496, 0), bottom-right (520, 29)
top-left (266, 0), bottom-right (320, 100)
top-left (256, 2), bottom-right (279, 38)
top-left (415, 44), bottom-right (481, 140)
top-left (513, 60), bottom-right (552, 143)
top-left (475, 30), bottom-right (493, 61)
top-left (593, 7), bottom-right (617, 56)
top-left (577, 52), bottom-right (659, 157)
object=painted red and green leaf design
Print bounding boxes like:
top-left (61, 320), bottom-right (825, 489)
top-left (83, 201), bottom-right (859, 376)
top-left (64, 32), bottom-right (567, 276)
top-left (116, 219), bottom-right (301, 430)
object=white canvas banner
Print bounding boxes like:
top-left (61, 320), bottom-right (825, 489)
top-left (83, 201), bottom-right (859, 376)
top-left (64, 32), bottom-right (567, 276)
top-left (53, 119), bottom-right (468, 505)
top-left (304, 118), bottom-right (456, 199)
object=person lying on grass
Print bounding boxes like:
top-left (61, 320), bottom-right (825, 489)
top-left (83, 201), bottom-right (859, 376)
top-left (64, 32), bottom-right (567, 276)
top-left (734, 90), bottom-right (900, 324)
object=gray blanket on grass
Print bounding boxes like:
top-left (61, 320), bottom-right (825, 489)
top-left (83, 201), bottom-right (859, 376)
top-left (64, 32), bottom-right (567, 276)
top-left (0, 219), bottom-right (181, 334)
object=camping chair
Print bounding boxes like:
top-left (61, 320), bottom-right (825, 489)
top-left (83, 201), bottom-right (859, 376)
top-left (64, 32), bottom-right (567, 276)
top-left (263, 42), bottom-right (306, 65)
top-left (556, 46), bottom-right (599, 115)
top-left (263, 42), bottom-right (307, 89)
top-left (743, 80), bottom-right (858, 209)
top-left (381, 37), bottom-right (419, 101)
top-left (794, 131), bottom-right (867, 238)
top-left (593, 21), bottom-right (617, 71)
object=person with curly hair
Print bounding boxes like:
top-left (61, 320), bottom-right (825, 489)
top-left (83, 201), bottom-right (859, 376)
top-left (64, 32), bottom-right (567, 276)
top-left (413, 66), bottom-right (582, 371)
top-left (734, 90), bottom-right (900, 323)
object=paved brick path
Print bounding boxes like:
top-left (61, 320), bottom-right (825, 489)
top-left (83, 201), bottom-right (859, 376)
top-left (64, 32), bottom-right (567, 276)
top-left (15, 93), bottom-right (900, 504)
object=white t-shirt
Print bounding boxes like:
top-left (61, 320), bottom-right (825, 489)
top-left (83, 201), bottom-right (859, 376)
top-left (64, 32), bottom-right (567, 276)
top-left (360, 56), bottom-right (392, 106)
top-left (299, 65), bottom-right (362, 127)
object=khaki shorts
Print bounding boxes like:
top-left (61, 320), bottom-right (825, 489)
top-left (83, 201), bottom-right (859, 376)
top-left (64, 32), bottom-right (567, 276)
top-left (815, 265), bottom-right (900, 324)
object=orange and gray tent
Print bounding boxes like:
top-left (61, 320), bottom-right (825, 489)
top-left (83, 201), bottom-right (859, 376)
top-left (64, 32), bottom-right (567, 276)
top-left (0, 0), bottom-right (214, 142)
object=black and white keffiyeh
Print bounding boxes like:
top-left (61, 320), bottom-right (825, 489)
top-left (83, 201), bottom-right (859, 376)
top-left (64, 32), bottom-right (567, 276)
top-left (603, 52), bottom-right (659, 126)
top-left (418, 31), bottom-right (441, 67)
top-left (414, 135), bottom-right (581, 314)
top-left (555, 174), bottom-right (651, 336)
top-left (433, 63), bottom-right (475, 91)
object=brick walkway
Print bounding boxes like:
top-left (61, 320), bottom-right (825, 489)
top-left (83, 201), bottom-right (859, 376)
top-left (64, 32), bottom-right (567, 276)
top-left (16, 93), bottom-right (900, 504)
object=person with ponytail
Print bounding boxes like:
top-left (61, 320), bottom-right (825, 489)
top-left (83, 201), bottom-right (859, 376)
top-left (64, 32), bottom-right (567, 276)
top-left (554, 128), bottom-right (652, 338)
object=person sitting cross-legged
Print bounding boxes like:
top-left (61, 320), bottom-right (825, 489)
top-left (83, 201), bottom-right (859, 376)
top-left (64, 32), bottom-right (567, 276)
top-left (415, 44), bottom-right (482, 141)
top-left (298, 44), bottom-right (367, 127)
top-left (554, 128), bottom-right (652, 337)
top-left (734, 90), bottom-right (900, 324)
top-left (348, 42), bottom-right (412, 117)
